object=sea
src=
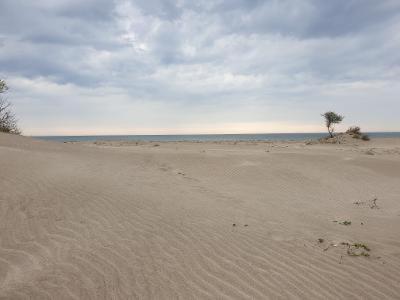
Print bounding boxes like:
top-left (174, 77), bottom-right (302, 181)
top-left (35, 132), bottom-right (400, 143)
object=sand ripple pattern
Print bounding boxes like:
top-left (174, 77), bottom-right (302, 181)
top-left (1, 135), bottom-right (400, 299)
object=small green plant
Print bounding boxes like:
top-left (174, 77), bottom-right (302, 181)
top-left (353, 243), bottom-right (370, 251)
top-left (339, 220), bottom-right (352, 226)
top-left (347, 243), bottom-right (370, 257)
top-left (341, 242), bottom-right (371, 257)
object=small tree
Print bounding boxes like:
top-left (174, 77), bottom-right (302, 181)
top-left (0, 79), bottom-right (20, 134)
top-left (321, 111), bottom-right (343, 138)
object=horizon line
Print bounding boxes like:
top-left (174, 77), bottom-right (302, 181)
top-left (30, 131), bottom-right (400, 137)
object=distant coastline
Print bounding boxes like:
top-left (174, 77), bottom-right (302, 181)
top-left (35, 132), bottom-right (400, 143)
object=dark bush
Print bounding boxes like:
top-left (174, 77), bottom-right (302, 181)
top-left (361, 134), bottom-right (370, 141)
top-left (346, 126), bottom-right (361, 135)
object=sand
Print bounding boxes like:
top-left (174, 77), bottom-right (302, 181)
top-left (1, 132), bottom-right (400, 299)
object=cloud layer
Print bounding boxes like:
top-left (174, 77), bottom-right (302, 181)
top-left (1, 0), bottom-right (399, 135)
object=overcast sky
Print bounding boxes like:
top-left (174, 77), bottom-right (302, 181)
top-left (1, 0), bottom-right (399, 135)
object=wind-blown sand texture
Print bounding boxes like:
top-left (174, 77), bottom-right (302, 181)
top-left (1, 132), bottom-right (400, 299)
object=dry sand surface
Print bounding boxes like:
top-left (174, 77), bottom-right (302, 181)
top-left (1, 132), bottom-right (400, 299)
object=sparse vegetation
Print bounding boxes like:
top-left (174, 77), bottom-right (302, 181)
top-left (339, 220), bottom-right (352, 226)
top-left (342, 242), bottom-right (371, 257)
top-left (353, 243), bottom-right (370, 252)
top-left (323, 241), bottom-right (372, 258)
top-left (354, 197), bottom-right (379, 209)
top-left (370, 198), bottom-right (379, 209)
top-left (346, 126), bottom-right (361, 135)
top-left (322, 111), bottom-right (344, 138)
top-left (0, 79), bottom-right (20, 134)
top-left (361, 134), bottom-right (370, 141)
top-left (346, 126), bottom-right (370, 141)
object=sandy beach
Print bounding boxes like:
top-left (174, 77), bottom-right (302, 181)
top-left (1, 132), bottom-right (400, 299)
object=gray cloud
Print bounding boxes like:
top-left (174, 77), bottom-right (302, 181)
top-left (0, 0), bottom-right (399, 134)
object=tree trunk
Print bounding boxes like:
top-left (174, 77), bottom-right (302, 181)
top-left (328, 127), bottom-right (333, 138)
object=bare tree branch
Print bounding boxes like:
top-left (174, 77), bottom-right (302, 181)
top-left (0, 79), bottom-right (20, 134)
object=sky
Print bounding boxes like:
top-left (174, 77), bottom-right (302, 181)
top-left (0, 0), bottom-right (399, 135)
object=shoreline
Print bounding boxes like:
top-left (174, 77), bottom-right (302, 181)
top-left (32, 131), bottom-right (400, 143)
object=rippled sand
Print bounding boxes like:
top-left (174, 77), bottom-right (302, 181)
top-left (1, 133), bottom-right (400, 299)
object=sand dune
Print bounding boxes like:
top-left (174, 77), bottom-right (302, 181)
top-left (1, 132), bottom-right (400, 299)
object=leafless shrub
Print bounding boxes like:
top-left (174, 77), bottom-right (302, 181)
top-left (0, 79), bottom-right (20, 134)
top-left (346, 126), bottom-right (361, 135)
top-left (346, 126), bottom-right (370, 141)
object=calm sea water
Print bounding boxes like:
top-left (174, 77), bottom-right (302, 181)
top-left (35, 132), bottom-right (400, 143)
